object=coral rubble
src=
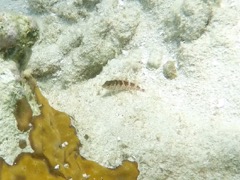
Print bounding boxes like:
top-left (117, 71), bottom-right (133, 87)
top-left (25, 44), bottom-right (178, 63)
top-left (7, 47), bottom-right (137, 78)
top-left (164, 0), bottom-right (214, 42)
top-left (0, 76), bottom-right (139, 180)
top-left (0, 12), bottom-right (39, 69)
top-left (163, 61), bottom-right (177, 80)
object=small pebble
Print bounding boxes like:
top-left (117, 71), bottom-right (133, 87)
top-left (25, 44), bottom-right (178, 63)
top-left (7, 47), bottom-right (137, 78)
top-left (216, 98), bottom-right (226, 108)
top-left (163, 61), bottom-right (177, 79)
top-left (64, 163), bottom-right (69, 168)
top-left (18, 139), bottom-right (27, 149)
top-left (54, 164), bottom-right (60, 170)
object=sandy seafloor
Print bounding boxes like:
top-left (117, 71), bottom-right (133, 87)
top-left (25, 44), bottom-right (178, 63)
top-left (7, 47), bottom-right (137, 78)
top-left (0, 0), bottom-right (240, 179)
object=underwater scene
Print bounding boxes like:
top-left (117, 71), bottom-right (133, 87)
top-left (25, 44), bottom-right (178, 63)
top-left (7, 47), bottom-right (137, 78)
top-left (0, 0), bottom-right (240, 179)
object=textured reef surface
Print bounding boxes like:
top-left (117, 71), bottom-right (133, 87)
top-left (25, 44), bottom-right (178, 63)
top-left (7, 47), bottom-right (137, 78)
top-left (1, 0), bottom-right (240, 179)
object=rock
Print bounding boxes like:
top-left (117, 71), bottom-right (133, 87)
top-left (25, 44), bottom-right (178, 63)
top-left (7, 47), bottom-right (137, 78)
top-left (164, 0), bottom-right (214, 42)
top-left (163, 61), bottom-right (177, 79)
top-left (0, 12), bottom-right (39, 69)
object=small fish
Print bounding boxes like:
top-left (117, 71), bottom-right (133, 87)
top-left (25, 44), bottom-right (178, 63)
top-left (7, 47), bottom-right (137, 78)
top-left (102, 80), bottom-right (144, 92)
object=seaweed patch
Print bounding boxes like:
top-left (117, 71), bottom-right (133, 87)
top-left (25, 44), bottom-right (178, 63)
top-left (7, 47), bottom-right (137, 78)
top-left (0, 76), bottom-right (139, 180)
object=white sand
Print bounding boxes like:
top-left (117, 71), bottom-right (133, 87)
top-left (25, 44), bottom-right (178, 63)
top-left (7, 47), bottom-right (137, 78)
top-left (0, 0), bottom-right (240, 179)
